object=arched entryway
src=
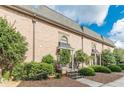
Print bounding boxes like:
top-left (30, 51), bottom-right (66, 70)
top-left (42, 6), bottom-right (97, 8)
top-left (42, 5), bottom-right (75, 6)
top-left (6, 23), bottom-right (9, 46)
top-left (57, 36), bottom-right (75, 71)
top-left (91, 44), bottom-right (101, 65)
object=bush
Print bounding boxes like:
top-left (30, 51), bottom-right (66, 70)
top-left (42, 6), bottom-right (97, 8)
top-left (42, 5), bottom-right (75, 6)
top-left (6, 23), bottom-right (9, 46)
top-left (42, 54), bottom-right (54, 64)
top-left (12, 63), bottom-right (24, 80)
top-left (12, 62), bottom-right (55, 80)
top-left (79, 67), bottom-right (95, 76)
top-left (55, 73), bottom-right (62, 79)
top-left (107, 65), bottom-right (122, 72)
top-left (40, 63), bottom-right (55, 75)
top-left (118, 65), bottom-right (124, 70)
top-left (23, 62), bottom-right (55, 80)
top-left (101, 49), bottom-right (116, 66)
top-left (2, 71), bottom-right (10, 80)
top-left (91, 65), bottom-right (111, 73)
top-left (0, 17), bottom-right (28, 73)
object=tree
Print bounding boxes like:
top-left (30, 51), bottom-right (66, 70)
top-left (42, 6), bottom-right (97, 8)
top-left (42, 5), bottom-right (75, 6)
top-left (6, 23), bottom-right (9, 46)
top-left (58, 49), bottom-right (71, 66)
top-left (113, 48), bottom-right (124, 63)
top-left (85, 55), bottom-right (94, 65)
top-left (101, 49), bottom-right (116, 66)
top-left (75, 50), bottom-right (89, 67)
top-left (0, 17), bottom-right (28, 74)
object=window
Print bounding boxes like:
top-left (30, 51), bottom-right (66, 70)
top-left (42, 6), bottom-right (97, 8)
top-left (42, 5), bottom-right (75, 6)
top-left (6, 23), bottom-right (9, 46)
top-left (60, 36), bottom-right (68, 44)
top-left (92, 43), bottom-right (96, 50)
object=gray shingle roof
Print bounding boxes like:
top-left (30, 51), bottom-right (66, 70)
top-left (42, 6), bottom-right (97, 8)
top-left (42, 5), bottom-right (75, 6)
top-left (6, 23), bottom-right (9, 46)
top-left (6, 5), bottom-right (115, 47)
top-left (83, 27), bottom-right (103, 41)
top-left (83, 27), bottom-right (115, 47)
top-left (16, 5), bottom-right (83, 32)
top-left (103, 37), bottom-right (115, 47)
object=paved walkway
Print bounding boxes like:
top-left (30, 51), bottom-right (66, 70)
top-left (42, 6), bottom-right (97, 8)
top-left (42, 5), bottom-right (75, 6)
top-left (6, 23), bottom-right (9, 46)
top-left (77, 76), bottom-right (124, 87)
top-left (76, 78), bottom-right (103, 87)
top-left (102, 77), bottom-right (124, 87)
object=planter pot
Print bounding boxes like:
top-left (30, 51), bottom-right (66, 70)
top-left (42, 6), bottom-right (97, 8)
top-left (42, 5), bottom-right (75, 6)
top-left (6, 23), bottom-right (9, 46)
top-left (48, 75), bottom-right (55, 79)
top-left (62, 67), bottom-right (67, 75)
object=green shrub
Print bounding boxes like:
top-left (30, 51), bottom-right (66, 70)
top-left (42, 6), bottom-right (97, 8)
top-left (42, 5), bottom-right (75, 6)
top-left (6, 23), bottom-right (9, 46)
top-left (22, 62), bottom-right (55, 80)
top-left (0, 17), bottom-right (28, 73)
top-left (107, 65), bottom-right (122, 72)
top-left (55, 73), bottom-right (62, 79)
top-left (79, 67), bottom-right (95, 76)
top-left (42, 54), bottom-right (54, 64)
top-left (101, 49), bottom-right (116, 66)
top-left (40, 63), bottom-right (55, 75)
top-left (12, 63), bottom-right (24, 80)
top-left (12, 62), bottom-right (55, 80)
top-left (118, 65), bottom-right (124, 70)
top-left (2, 71), bottom-right (10, 80)
top-left (91, 65), bottom-right (111, 73)
top-left (58, 49), bottom-right (71, 65)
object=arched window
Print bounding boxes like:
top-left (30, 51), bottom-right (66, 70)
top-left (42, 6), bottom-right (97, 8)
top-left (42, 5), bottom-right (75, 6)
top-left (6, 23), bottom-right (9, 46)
top-left (92, 43), bottom-right (96, 50)
top-left (60, 36), bottom-right (68, 44)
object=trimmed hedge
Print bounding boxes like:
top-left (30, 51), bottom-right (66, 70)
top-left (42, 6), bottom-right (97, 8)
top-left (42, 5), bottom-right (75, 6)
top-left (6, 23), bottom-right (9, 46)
top-left (79, 67), bottom-right (95, 76)
top-left (12, 62), bottom-right (55, 80)
top-left (107, 65), bottom-right (122, 72)
top-left (91, 65), bottom-right (111, 73)
top-left (118, 65), bottom-right (124, 70)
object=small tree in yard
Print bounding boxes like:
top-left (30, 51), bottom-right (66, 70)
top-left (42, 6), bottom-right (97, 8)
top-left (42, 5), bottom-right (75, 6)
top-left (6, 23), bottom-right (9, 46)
top-left (101, 49), bottom-right (116, 66)
top-left (58, 49), bottom-right (71, 66)
top-left (0, 17), bottom-right (28, 76)
top-left (75, 50), bottom-right (89, 67)
top-left (113, 48), bottom-right (124, 63)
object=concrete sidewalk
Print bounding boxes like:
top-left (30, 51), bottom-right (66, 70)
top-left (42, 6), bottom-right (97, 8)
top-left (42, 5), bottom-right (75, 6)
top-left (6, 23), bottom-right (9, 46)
top-left (102, 77), bottom-right (124, 87)
top-left (77, 76), bottom-right (124, 87)
top-left (76, 78), bottom-right (103, 87)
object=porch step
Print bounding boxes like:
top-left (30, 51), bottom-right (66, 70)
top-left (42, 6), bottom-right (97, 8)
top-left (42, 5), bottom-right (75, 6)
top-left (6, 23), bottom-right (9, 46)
top-left (67, 71), bottom-right (83, 79)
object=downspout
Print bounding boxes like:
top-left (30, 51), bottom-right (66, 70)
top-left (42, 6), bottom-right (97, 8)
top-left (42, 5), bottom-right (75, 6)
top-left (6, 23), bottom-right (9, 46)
top-left (81, 26), bottom-right (84, 51)
top-left (32, 14), bottom-right (36, 62)
top-left (82, 36), bottom-right (84, 51)
top-left (101, 35), bottom-right (104, 65)
top-left (101, 35), bottom-right (104, 51)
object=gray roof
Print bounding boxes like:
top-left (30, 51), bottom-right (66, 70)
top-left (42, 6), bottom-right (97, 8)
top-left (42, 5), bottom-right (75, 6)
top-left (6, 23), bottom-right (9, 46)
top-left (83, 27), bottom-right (115, 47)
top-left (103, 37), bottom-right (115, 46)
top-left (16, 5), bottom-right (83, 32)
top-left (83, 27), bottom-right (103, 41)
top-left (5, 5), bottom-right (115, 47)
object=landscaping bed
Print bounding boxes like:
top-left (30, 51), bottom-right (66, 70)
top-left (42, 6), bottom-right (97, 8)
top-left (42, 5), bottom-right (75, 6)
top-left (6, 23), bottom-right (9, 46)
top-left (84, 72), bottom-right (123, 84)
top-left (113, 70), bottom-right (124, 76)
top-left (17, 77), bottom-right (89, 87)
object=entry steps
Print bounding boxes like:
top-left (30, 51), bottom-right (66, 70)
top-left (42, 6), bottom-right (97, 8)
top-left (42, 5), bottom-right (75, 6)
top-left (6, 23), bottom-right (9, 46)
top-left (67, 71), bottom-right (84, 79)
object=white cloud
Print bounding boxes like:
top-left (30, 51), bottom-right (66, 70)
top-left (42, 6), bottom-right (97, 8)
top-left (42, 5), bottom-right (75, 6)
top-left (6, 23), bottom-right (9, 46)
top-left (48, 5), bottom-right (110, 26)
top-left (120, 10), bottom-right (124, 14)
top-left (109, 18), bottom-right (124, 49)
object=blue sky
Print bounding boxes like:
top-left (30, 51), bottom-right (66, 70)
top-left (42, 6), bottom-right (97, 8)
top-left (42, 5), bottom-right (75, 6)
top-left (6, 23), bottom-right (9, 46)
top-left (85, 5), bottom-right (124, 37)
top-left (48, 5), bottom-right (124, 49)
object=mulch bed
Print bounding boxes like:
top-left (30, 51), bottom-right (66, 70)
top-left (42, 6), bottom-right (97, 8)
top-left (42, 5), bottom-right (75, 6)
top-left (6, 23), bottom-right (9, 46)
top-left (17, 77), bottom-right (89, 87)
top-left (84, 72), bottom-right (123, 84)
